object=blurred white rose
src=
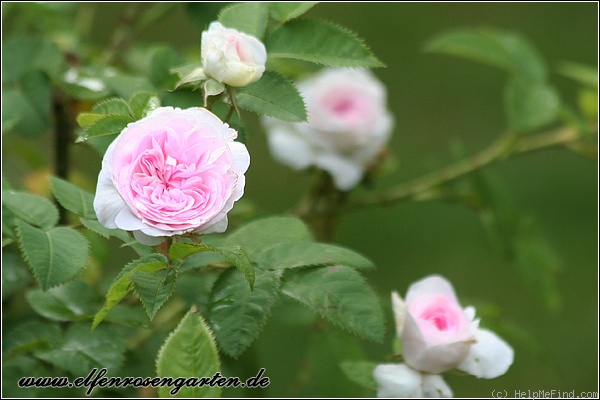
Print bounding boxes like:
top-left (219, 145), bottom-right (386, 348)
top-left (263, 68), bottom-right (393, 190)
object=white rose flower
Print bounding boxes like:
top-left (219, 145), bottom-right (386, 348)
top-left (201, 21), bottom-right (267, 87)
top-left (373, 363), bottom-right (453, 398)
top-left (263, 68), bottom-right (394, 190)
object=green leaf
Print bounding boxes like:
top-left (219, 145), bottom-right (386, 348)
top-left (235, 71), bottom-right (307, 122)
top-left (79, 218), bottom-right (153, 257)
top-left (49, 176), bottom-right (96, 219)
top-left (37, 323), bottom-right (126, 377)
top-left (169, 243), bottom-right (213, 262)
top-left (149, 46), bottom-right (185, 89)
top-left (258, 241), bottom-right (374, 270)
top-left (76, 112), bottom-right (105, 128)
top-left (104, 74), bottom-right (156, 99)
top-left (282, 265), bottom-right (385, 342)
top-left (171, 62), bottom-right (206, 89)
top-left (1, 36), bottom-right (64, 83)
top-left (209, 245), bottom-right (255, 290)
top-left (208, 268), bottom-right (281, 358)
top-left (128, 91), bottom-right (161, 120)
top-left (179, 251), bottom-right (226, 273)
top-left (2, 36), bottom-right (64, 83)
top-left (270, 2), bottom-right (318, 23)
top-left (16, 221), bottom-right (89, 290)
top-left (130, 268), bottom-right (177, 320)
top-left (203, 79), bottom-right (225, 104)
top-left (339, 361), bottom-right (378, 390)
top-left (2, 356), bottom-right (54, 397)
top-left (513, 218), bottom-right (562, 312)
top-left (156, 309), bottom-right (221, 398)
top-left (425, 28), bottom-right (546, 82)
top-left (2, 72), bottom-right (52, 138)
top-left (505, 77), bottom-right (560, 132)
top-left (92, 254), bottom-right (167, 330)
top-left (3, 321), bottom-right (61, 356)
top-left (218, 2), bottom-right (270, 38)
top-left (266, 19), bottom-right (384, 68)
top-left (25, 280), bottom-right (94, 321)
top-left (225, 216), bottom-right (313, 258)
top-left (2, 252), bottom-right (31, 299)
top-left (80, 113), bottom-right (133, 139)
top-left (91, 97), bottom-right (131, 115)
top-left (2, 190), bottom-right (58, 230)
top-left (558, 62), bottom-right (598, 88)
top-left (103, 304), bottom-right (151, 328)
top-left (176, 270), bottom-right (221, 312)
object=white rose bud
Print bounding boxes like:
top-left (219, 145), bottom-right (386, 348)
top-left (201, 21), bottom-right (267, 87)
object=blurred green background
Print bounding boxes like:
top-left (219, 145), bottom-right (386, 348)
top-left (2, 2), bottom-right (597, 397)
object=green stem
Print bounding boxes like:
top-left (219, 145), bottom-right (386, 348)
top-left (347, 125), bottom-right (585, 210)
top-left (53, 92), bottom-right (73, 225)
top-left (224, 87), bottom-right (240, 123)
top-left (295, 170), bottom-right (348, 242)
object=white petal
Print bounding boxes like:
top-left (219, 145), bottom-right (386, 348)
top-left (421, 374), bottom-right (453, 398)
top-left (93, 171), bottom-right (127, 229)
top-left (115, 207), bottom-right (145, 231)
top-left (267, 127), bottom-right (314, 170)
top-left (229, 141), bottom-right (250, 175)
top-left (458, 328), bottom-right (514, 379)
top-left (197, 215), bottom-right (228, 235)
top-left (314, 154), bottom-right (363, 190)
top-left (405, 275), bottom-right (460, 306)
top-left (391, 291), bottom-right (406, 337)
top-left (133, 230), bottom-right (165, 246)
top-left (373, 364), bottom-right (422, 398)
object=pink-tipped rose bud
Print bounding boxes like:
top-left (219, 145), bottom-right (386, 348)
top-left (201, 21), bottom-right (267, 87)
top-left (93, 107), bottom-right (250, 246)
top-left (393, 275), bottom-right (514, 377)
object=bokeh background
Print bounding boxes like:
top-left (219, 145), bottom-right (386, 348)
top-left (3, 2), bottom-right (598, 397)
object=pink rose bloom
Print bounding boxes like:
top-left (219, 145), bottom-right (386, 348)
top-left (93, 107), bottom-right (250, 246)
top-left (202, 22), bottom-right (267, 87)
top-left (263, 68), bottom-right (393, 190)
top-left (393, 275), bottom-right (514, 377)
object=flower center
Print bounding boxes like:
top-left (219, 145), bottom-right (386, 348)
top-left (413, 296), bottom-right (464, 334)
top-left (331, 99), bottom-right (355, 116)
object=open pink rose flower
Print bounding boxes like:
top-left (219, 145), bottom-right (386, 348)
top-left (263, 68), bottom-right (393, 190)
top-left (94, 107), bottom-right (250, 246)
top-left (394, 275), bottom-right (514, 377)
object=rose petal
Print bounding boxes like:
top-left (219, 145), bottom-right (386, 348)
top-left (314, 154), bottom-right (363, 191)
top-left (229, 141), bottom-right (251, 175)
top-left (391, 291), bottom-right (406, 337)
top-left (197, 214), bottom-right (228, 234)
top-left (402, 311), bottom-right (472, 374)
top-left (373, 363), bottom-right (422, 398)
top-left (458, 328), bottom-right (514, 379)
top-left (133, 230), bottom-right (165, 246)
top-left (405, 275), bottom-right (460, 306)
top-left (93, 171), bottom-right (127, 229)
top-left (421, 374), bottom-right (453, 398)
top-left (267, 126), bottom-right (314, 170)
top-left (115, 208), bottom-right (145, 231)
